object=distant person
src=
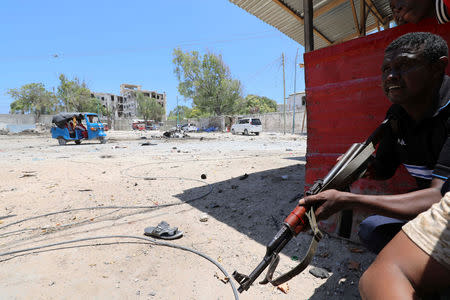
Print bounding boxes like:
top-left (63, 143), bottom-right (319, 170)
top-left (75, 120), bottom-right (87, 138)
top-left (390, 0), bottom-right (449, 24)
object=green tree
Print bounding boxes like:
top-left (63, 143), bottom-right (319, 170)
top-left (167, 105), bottom-right (192, 121)
top-left (238, 94), bottom-right (278, 114)
top-left (8, 83), bottom-right (57, 120)
top-left (57, 74), bottom-right (102, 113)
top-left (173, 48), bottom-right (243, 116)
top-left (137, 92), bottom-right (165, 122)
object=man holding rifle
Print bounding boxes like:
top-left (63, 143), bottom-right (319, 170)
top-left (299, 32), bottom-right (450, 254)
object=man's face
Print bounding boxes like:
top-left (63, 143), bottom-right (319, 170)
top-left (381, 47), bottom-right (434, 106)
top-left (390, 0), bottom-right (432, 24)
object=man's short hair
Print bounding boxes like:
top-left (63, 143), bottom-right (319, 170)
top-left (385, 32), bottom-right (448, 63)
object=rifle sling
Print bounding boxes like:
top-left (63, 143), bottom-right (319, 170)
top-left (262, 207), bottom-right (323, 286)
top-left (262, 141), bottom-right (377, 287)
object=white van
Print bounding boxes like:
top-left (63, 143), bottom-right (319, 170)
top-left (231, 118), bottom-right (262, 136)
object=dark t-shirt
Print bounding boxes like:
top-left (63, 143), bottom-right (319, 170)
top-left (436, 0), bottom-right (450, 24)
top-left (372, 75), bottom-right (450, 189)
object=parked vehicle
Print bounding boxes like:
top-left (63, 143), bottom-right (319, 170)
top-left (181, 123), bottom-right (198, 132)
top-left (51, 112), bottom-right (107, 145)
top-left (145, 124), bottom-right (159, 130)
top-left (132, 120), bottom-right (146, 130)
top-left (231, 118), bottom-right (262, 136)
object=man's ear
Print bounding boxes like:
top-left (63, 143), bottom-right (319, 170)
top-left (432, 56), bottom-right (448, 78)
top-left (439, 56), bottom-right (449, 67)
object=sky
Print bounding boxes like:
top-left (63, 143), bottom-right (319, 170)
top-left (0, 0), bottom-right (305, 115)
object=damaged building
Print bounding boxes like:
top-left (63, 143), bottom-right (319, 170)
top-left (92, 83), bottom-right (167, 120)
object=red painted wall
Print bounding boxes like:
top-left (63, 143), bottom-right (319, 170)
top-left (304, 20), bottom-right (450, 196)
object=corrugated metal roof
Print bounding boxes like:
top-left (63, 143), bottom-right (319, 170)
top-left (229, 0), bottom-right (393, 49)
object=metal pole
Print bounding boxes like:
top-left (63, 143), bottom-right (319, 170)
top-left (282, 53), bottom-right (286, 135)
top-left (292, 48), bottom-right (298, 134)
top-left (303, 0), bottom-right (314, 134)
top-left (176, 96), bottom-right (179, 126)
top-left (303, 0), bottom-right (314, 52)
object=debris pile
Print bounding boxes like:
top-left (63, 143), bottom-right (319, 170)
top-left (163, 129), bottom-right (188, 138)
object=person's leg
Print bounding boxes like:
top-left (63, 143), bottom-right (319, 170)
top-left (358, 215), bottom-right (406, 253)
top-left (359, 230), bottom-right (450, 300)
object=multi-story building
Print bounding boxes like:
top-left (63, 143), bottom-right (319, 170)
top-left (92, 84), bottom-right (166, 120)
top-left (120, 84), bottom-right (166, 120)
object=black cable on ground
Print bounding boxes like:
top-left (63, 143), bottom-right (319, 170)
top-left (0, 235), bottom-right (240, 300)
top-left (0, 176), bottom-right (213, 232)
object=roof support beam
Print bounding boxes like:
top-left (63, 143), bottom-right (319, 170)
top-left (360, 0), bottom-right (367, 36)
top-left (365, 0), bottom-right (385, 23)
top-left (271, 0), bottom-right (333, 44)
top-left (304, 0), bottom-right (314, 52)
top-left (350, 0), bottom-right (360, 36)
top-left (337, 22), bottom-right (379, 43)
top-left (313, 0), bottom-right (348, 18)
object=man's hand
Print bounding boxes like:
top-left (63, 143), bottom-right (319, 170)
top-left (298, 189), bottom-right (350, 220)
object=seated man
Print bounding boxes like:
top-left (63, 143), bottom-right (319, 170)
top-left (359, 180), bottom-right (450, 299)
top-left (75, 119), bottom-right (87, 139)
top-left (66, 120), bottom-right (75, 138)
top-left (299, 32), bottom-right (450, 254)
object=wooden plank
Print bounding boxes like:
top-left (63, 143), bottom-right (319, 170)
top-left (271, 0), bottom-right (333, 44)
top-left (313, 0), bottom-right (348, 17)
top-left (350, 0), bottom-right (360, 35)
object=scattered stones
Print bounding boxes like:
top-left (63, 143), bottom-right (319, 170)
top-left (348, 260), bottom-right (360, 270)
top-left (199, 213), bottom-right (209, 222)
top-left (239, 173), bottom-right (249, 180)
top-left (309, 267), bottom-right (330, 279)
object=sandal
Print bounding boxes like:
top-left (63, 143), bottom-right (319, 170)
top-left (144, 221), bottom-right (183, 240)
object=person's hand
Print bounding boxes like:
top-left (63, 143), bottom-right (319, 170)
top-left (298, 189), bottom-right (349, 220)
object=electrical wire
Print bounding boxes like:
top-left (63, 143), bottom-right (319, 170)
top-left (0, 177), bottom-right (213, 231)
top-left (0, 235), bottom-right (240, 300)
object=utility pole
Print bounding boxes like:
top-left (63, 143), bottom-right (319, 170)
top-left (282, 52), bottom-right (286, 135)
top-left (176, 96), bottom-right (179, 127)
top-left (292, 48), bottom-right (298, 134)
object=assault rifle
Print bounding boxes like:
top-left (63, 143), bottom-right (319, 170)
top-left (232, 122), bottom-right (388, 293)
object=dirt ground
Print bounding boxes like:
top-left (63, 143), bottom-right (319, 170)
top-left (0, 130), bottom-right (375, 300)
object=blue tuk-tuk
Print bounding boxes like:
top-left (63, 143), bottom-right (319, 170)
top-left (51, 112), bottom-right (107, 145)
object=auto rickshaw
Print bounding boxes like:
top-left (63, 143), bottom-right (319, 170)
top-left (51, 112), bottom-right (107, 145)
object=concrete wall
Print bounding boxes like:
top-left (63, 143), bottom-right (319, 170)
top-left (0, 111), bottom-right (307, 133)
top-left (237, 109), bottom-right (307, 134)
top-left (0, 114), bottom-right (52, 125)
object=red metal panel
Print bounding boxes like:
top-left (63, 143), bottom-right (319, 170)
top-left (304, 20), bottom-right (450, 196)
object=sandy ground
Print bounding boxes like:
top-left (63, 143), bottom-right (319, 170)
top-left (0, 130), bottom-right (375, 300)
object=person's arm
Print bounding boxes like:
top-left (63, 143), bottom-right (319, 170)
top-left (359, 230), bottom-right (450, 300)
top-left (299, 178), bottom-right (444, 221)
top-left (359, 190), bottom-right (450, 299)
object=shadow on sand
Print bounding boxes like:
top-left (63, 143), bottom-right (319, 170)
top-left (173, 156), bottom-right (370, 299)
